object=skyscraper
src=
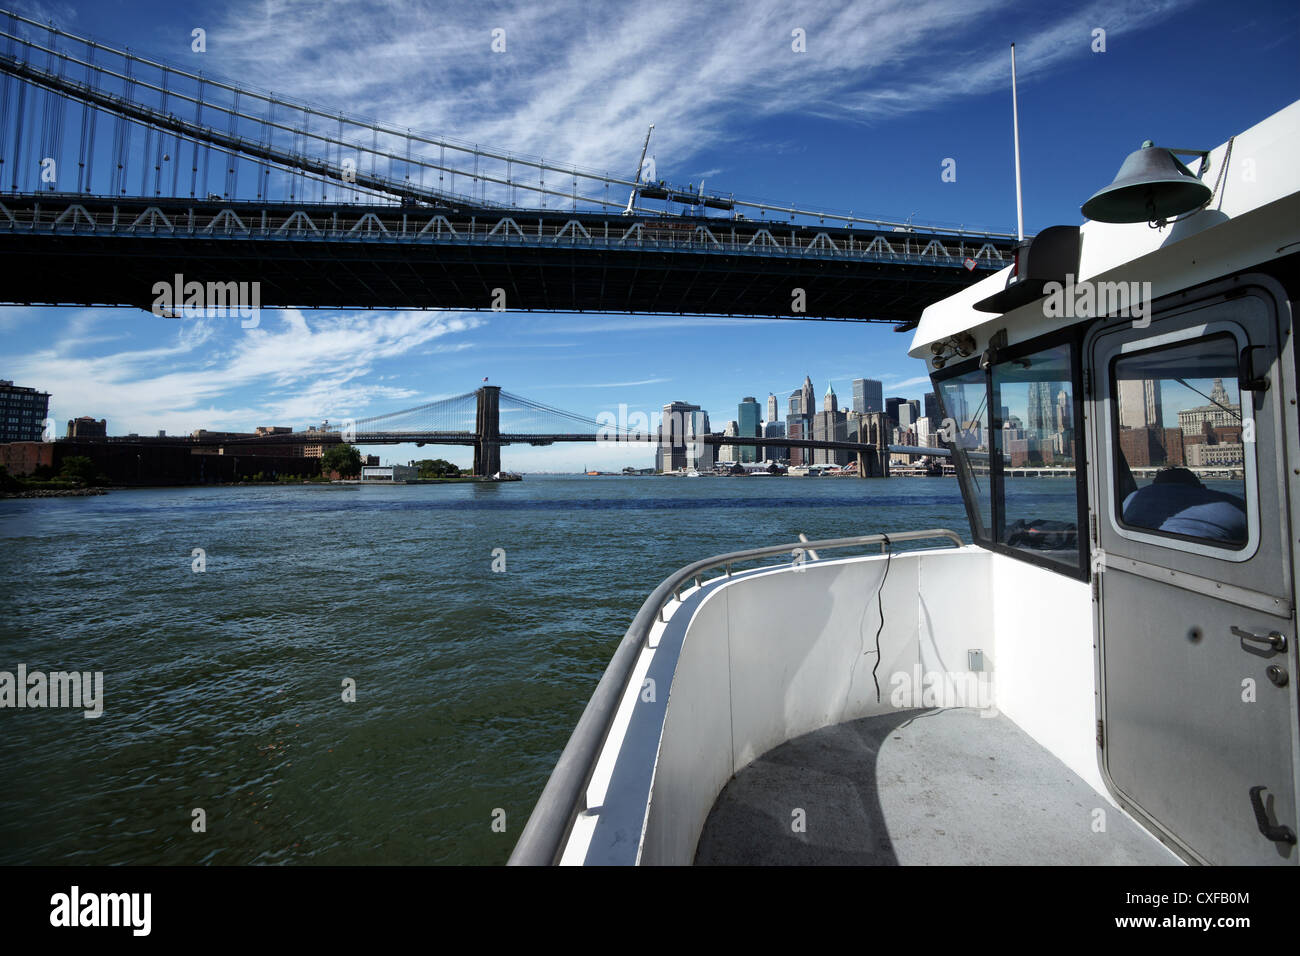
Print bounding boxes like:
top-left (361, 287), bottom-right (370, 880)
top-left (852, 378), bottom-right (883, 414)
top-left (787, 389), bottom-right (802, 418)
top-left (766, 393), bottom-right (779, 423)
top-left (823, 382), bottom-right (838, 413)
top-left (885, 397), bottom-right (905, 425)
top-left (718, 420), bottom-right (739, 463)
top-left (923, 391), bottom-right (941, 427)
top-left (898, 399), bottom-right (921, 428)
top-left (784, 416), bottom-right (800, 465)
top-left (737, 396), bottom-right (761, 463)
top-left (813, 407), bottom-right (849, 466)
top-left (801, 376), bottom-right (814, 424)
top-left (1027, 382), bottom-right (1065, 435)
top-left (762, 420), bottom-right (788, 463)
top-left (1117, 378), bottom-right (1162, 430)
top-left (657, 401), bottom-right (711, 472)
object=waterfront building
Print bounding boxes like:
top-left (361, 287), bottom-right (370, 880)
top-left (658, 401), bottom-right (712, 472)
top-left (718, 420), bottom-right (739, 464)
top-left (1118, 425), bottom-right (1184, 468)
top-left (686, 408), bottom-right (714, 471)
top-left (361, 464), bottom-right (420, 481)
top-left (845, 410), bottom-right (863, 443)
top-left (1056, 390), bottom-right (1070, 433)
top-left (1185, 441), bottom-right (1244, 468)
top-left (923, 391), bottom-right (941, 427)
top-left (762, 420), bottom-right (788, 463)
top-left (823, 382), bottom-right (838, 413)
top-left (0, 379), bottom-right (50, 443)
top-left (944, 389), bottom-right (970, 429)
top-left (1117, 378), bottom-right (1162, 430)
top-left (885, 397), bottom-right (905, 425)
top-left (737, 397), bottom-right (761, 463)
top-left (1027, 382), bottom-right (1064, 434)
top-left (787, 386), bottom-right (813, 466)
top-left (898, 400), bottom-right (921, 429)
top-left (297, 421), bottom-right (338, 459)
top-left (852, 378), bottom-right (883, 414)
top-left (785, 416), bottom-right (805, 467)
top-left (891, 426), bottom-right (920, 465)
top-left (813, 405), bottom-right (849, 466)
top-left (66, 416), bottom-right (107, 438)
top-left (1177, 379), bottom-right (1240, 435)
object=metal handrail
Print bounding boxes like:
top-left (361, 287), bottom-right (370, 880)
top-left (507, 527), bottom-right (966, 866)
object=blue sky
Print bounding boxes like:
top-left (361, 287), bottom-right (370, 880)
top-left (2, 0), bottom-right (1297, 469)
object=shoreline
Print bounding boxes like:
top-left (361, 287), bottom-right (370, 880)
top-left (1, 487), bottom-right (110, 498)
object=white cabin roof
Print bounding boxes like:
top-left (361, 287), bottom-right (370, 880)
top-left (909, 98), bottom-right (1300, 360)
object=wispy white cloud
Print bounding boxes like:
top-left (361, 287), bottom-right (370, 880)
top-left (199, 0), bottom-right (1194, 194)
top-left (881, 375), bottom-right (934, 390)
top-left (8, 308), bottom-right (482, 434)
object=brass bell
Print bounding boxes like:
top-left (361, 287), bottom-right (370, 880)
top-left (1081, 140), bottom-right (1212, 223)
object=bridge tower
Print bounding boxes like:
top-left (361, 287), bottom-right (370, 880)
top-left (474, 386), bottom-right (502, 476)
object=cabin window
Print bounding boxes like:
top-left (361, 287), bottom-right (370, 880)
top-left (936, 367), bottom-right (991, 539)
top-left (991, 342), bottom-right (1083, 572)
top-left (934, 329), bottom-right (1088, 578)
top-left (1109, 334), bottom-right (1249, 549)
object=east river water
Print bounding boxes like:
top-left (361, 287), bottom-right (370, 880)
top-left (0, 475), bottom-right (1080, 864)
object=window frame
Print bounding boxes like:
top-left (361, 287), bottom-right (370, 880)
top-left (1104, 322), bottom-right (1259, 561)
top-left (931, 325), bottom-right (1091, 581)
top-left (931, 354), bottom-right (990, 543)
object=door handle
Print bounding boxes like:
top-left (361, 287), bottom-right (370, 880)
top-left (1231, 626), bottom-right (1287, 652)
top-left (1248, 786), bottom-right (1297, 845)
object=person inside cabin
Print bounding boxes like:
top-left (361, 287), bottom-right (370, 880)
top-left (1121, 466), bottom-right (1247, 544)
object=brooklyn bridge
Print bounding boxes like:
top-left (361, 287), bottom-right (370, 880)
top-left (70, 385), bottom-right (896, 478)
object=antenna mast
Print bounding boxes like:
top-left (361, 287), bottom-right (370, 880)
top-left (1011, 43), bottom-right (1024, 241)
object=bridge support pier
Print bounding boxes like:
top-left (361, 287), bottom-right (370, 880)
top-left (856, 448), bottom-right (888, 478)
top-left (475, 442), bottom-right (501, 477)
top-left (475, 386), bottom-right (502, 476)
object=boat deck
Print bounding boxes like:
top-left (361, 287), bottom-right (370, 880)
top-left (694, 708), bottom-right (1179, 865)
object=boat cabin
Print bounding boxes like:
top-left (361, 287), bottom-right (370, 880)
top-left (511, 100), bottom-right (1300, 866)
